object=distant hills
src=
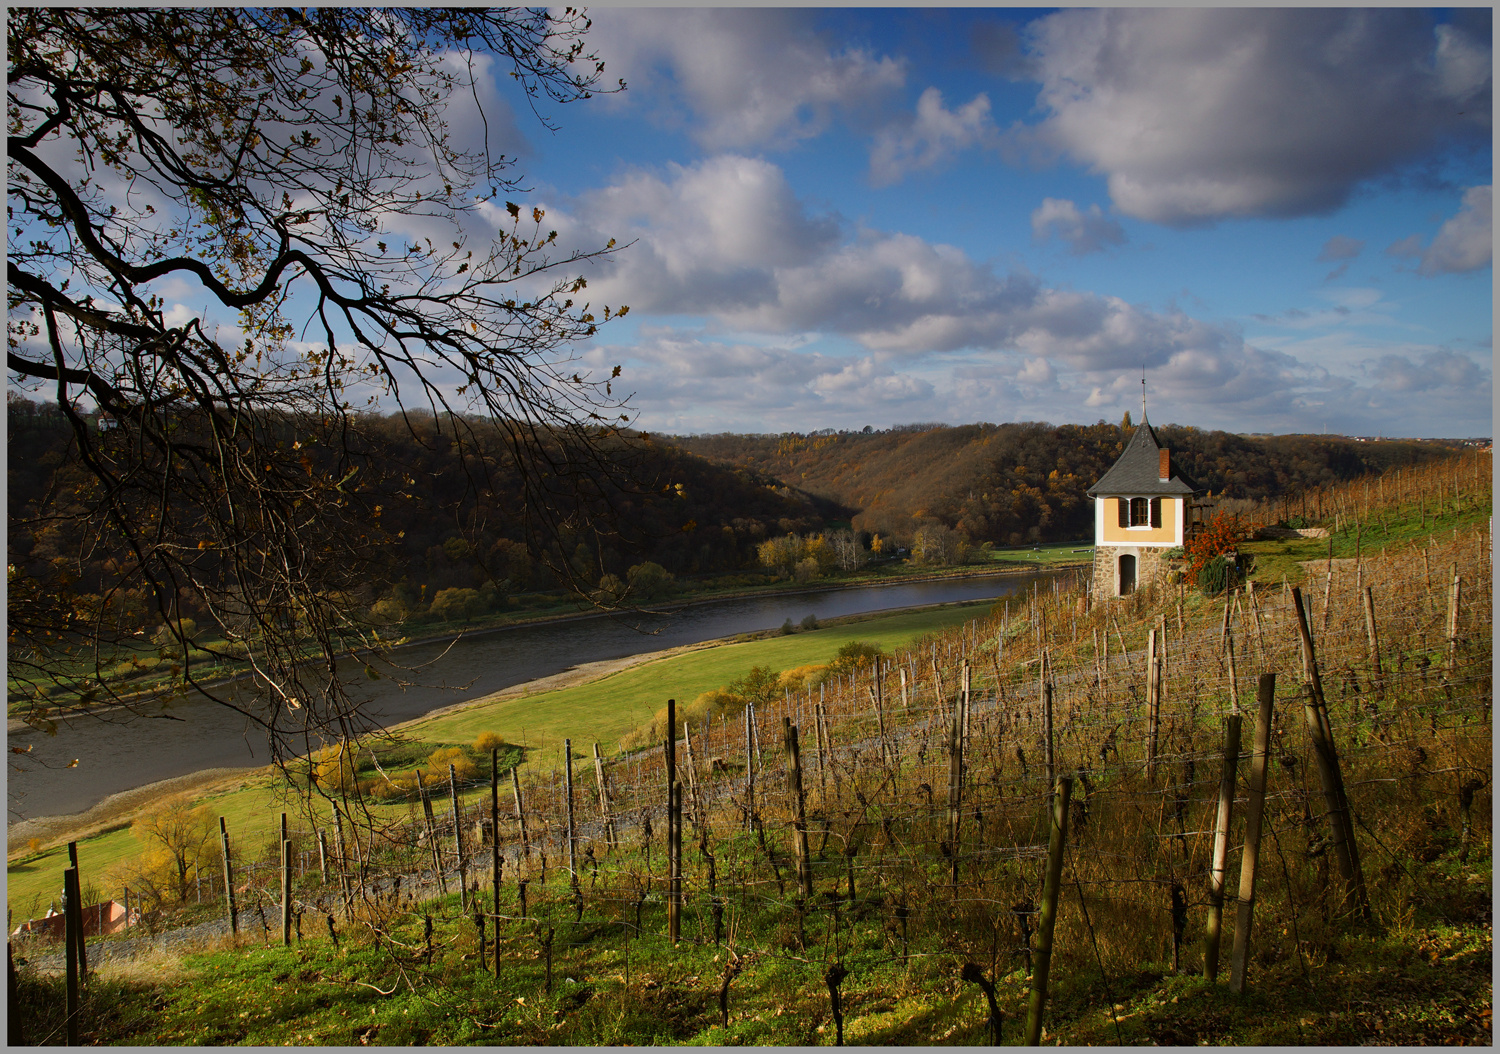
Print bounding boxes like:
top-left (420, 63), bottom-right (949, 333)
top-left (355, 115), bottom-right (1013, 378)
top-left (674, 420), bottom-right (1460, 546)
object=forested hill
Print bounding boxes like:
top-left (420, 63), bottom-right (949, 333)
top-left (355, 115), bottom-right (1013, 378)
top-left (675, 421), bottom-right (1459, 546)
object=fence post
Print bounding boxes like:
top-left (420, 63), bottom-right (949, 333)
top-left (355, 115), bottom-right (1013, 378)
top-left (743, 704), bottom-right (756, 830)
top-left (784, 718), bottom-right (813, 898)
top-left (448, 763), bottom-right (469, 909)
top-left (668, 781), bottom-right (682, 943)
top-left (511, 768), bottom-right (530, 862)
top-left (1042, 659), bottom-right (1055, 791)
top-left (220, 816), bottom-right (238, 934)
top-left (1362, 587), bottom-right (1382, 680)
top-left (592, 743), bottom-right (616, 849)
top-left (66, 842), bottom-right (88, 980)
top-left (1292, 588), bottom-right (1371, 921)
top-left (281, 813), bottom-right (292, 947)
top-left (1230, 674), bottom-right (1276, 994)
top-left (415, 770), bottom-right (448, 895)
top-left (1025, 777), bottom-right (1073, 1046)
top-left (317, 829), bottom-right (329, 885)
top-left (961, 660), bottom-right (972, 742)
top-left (1203, 716), bottom-right (1242, 981)
top-left (947, 708), bottom-right (963, 889)
top-left (63, 866), bottom-right (80, 1045)
top-left (1146, 628), bottom-right (1160, 780)
top-left (331, 804), bottom-right (351, 917)
top-left (564, 739), bottom-right (578, 890)
top-left (491, 747), bottom-right (503, 923)
top-left (683, 722), bottom-right (703, 834)
top-left (1446, 564), bottom-right (1461, 677)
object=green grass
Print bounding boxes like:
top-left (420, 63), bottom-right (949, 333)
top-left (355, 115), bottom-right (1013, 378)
top-left (1242, 498), bottom-right (1490, 587)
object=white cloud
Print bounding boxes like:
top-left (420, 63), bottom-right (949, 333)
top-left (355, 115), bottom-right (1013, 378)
top-left (1372, 348), bottom-right (1488, 392)
top-left (1018, 9), bottom-right (1491, 225)
top-left (588, 9), bottom-right (904, 150)
top-left (1417, 185), bottom-right (1491, 275)
top-left (1030, 198), bottom-right (1126, 255)
top-left (869, 88), bottom-right (998, 186)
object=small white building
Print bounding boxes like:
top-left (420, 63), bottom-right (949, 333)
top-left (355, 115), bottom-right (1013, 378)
top-left (1086, 419), bottom-right (1205, 597)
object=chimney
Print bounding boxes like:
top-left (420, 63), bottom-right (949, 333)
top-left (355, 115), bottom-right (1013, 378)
top-left (1158, 448), bottom-right (1170, 481)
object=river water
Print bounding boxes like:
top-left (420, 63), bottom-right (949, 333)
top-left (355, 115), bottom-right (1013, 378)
top-left (9, 570), bottom-right (1070, 820)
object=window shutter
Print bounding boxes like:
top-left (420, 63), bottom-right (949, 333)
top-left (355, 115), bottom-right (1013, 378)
top-left (1150, 497), bottom-right (1161, 528)
top-left (1117, 497), bottom-right (1128, 528)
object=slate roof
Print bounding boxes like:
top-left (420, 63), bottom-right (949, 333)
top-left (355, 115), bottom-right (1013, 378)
top-left (1086, 419), bottom-right (1202, 497)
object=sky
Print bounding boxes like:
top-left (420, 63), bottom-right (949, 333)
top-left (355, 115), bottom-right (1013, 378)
top-left (473, 7), bottom-right (1492, 439)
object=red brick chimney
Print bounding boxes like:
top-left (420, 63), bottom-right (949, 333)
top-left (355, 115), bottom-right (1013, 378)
top-left (1158, 448), bottom-right (1170, 481)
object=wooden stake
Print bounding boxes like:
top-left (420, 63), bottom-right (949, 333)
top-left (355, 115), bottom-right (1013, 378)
top-left (449, 763), bottom-right (468, 908)
top-left (220, 816), bottom-right (239, 934)
top-left (592, 743), bottom-right (616, 849)
top-left (416, 770), bottom-right (447, 894)
top-left (1362, 587), bottom-right (1382, 680)
top-left (330, 804), bottom-right (351, 917)
top-left (1025, 777), bottom-right (1072, 1046)
top-left (63, 866), bottom-right (80, 1045)
top-left (1146, 628), bottom-right (1161, 780)
top-left (668, 780), bottom-right (682, 943)
top-left (1230, 674), bottom-right (1276, 995)
top-left (564, 739), bottom-right (578, 888)
top-left (1446, 564), bottom-right (1462, 676)
top-left (784, 718), bottom-right (813, 898)
top-left (1203, 716), bottom-right (1242, 981)
top-left (492, 747), bottom-right (502, 922)
top-left (511, 767), bottom-right (530, 862)
top-left (947, 708), bottom-right (964, 888)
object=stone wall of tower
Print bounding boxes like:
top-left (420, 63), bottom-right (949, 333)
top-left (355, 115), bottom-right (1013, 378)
top-left (1090, 545), bottom-right (1176, 599)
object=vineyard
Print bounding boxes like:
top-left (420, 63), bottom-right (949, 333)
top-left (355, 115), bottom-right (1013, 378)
top-left (11, 451), bottom-right (1492, 1045)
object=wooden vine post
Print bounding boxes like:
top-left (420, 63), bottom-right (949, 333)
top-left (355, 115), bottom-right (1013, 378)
top-left (1025, 777), bottom-right (1073, 1046)
top-left (743, 704), bottom-right (757, 830)
top-left (1202, 716), bottom-right (1242, 981)
top-left (784, 718), bottom-right (813, 898)
top-left (1230, 673), bottom-right (1276, 994)
top-left (593, 743), bottom-right (617, 849)
top-left (1041, 651), bottom-right (1055, 790)
top-left (872, 663), bottom-right (889, 767)
top-left (563, 738), bottom-right (578, 891)
top-left (666, 698), bottom-right (680, 943)
top-left (1361, 586), bottom-right (1383, 681)
top-left (1145, 628), bottom-right (1161, 780)
top-left (1445, 563), bottom-right (1461, 677)
top-left (491, 747), bottom-right (502, 923)
top-left (448, 763), bottom-right (469, 908)
top-left (63, 866), bottom-right (81, 1045)
top-left (280, 812), bottom-right (292, 947)
top-left (946, 708), bottom-right (964, 889)
top-left (220, 816), bottom-right (239, 934)
top-left (511, 767), bottom-right (531, 862)
top-left (330, 804), bottom-right (352, 917)
top-left (1291, 588), bottom-right (1371, 921)
top-left (415, 770), bottom-right (448, 894)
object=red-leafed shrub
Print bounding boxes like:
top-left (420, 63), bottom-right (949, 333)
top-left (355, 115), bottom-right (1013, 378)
top-left (1185, 513), bottom-right (1248, 580)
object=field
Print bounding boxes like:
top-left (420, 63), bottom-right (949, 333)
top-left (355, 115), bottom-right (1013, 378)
top-left (10, 451), bottom-right (1491, 1045)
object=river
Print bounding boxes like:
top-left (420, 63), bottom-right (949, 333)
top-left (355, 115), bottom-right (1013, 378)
top-left (8, 569), bottom-right (1072, 820)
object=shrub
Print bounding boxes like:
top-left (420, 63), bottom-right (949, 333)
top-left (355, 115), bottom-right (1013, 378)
top-left (1197, 555), bottom-right (1237, 596)
top-left (313, 745), bottom-right (360, 793)
top-left (799, 614), bottom-right (819, 631)
top-left (429, 587), bottom-right (487, 622)
top-left (826, 640), bottom-right (884, 676)
top-left (473, 731), bottom-right (507, 753)
top-left (1184, 512), bottom-right (1248, 580)
top-left (424, 746), bottom-right (477, 782)
top-left (780, 618), bottom-right (796, 635)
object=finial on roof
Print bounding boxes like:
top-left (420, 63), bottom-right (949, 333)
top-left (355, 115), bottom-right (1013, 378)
top-left (1141, 367), bottom-right (1147, 421)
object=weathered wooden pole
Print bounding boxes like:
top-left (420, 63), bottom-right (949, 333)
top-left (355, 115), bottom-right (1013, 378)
top-left (668, 780), bottom-right (683, 943)
top-left (1042, 657), bottom-right (1055, 791)
top-left (1446, 564), bottom-right (1462, 677)
top-left (1203, 716), bottom-right (1242, 981)
top-left (1230, 674), bottom-right (1276, 995)
top-left (506, 767), bottom-right (531, 866)
top-left (592, 743), bottom-right (616, 849)
top-left (564, 739), bottom-right (578, 888)
top-left (961, 660), bottom-right (972, 741)
top-left (330, 804), bottom-right (351, 917)
top-left (872, 664), bottom-right (889, 767)
top-left (947, 708), bottom-right (964, 888)
top-left (66, 842), bottom-right (88, 980)
top-left (281, 812), bottom-right (292, 947)
top-left (1025, 777), bottom-right (1073, 1046)
top-left (317, 829), bottom-right (329, 885)
top-left (1291, 588), bottom-right (1370, 921)
top-left (415, 770), bottom-right (448, 894)
top-left (784, 718), bottom-right (813, 898)
top-left (63, 866), bottom-right (80, 1045)
top-left (220, 816), bottom-right (238, 934)
top-left (448, 763), bottom-right (469, 908)
top-left (1362, 587), bottom-right (1383, 680)
top-left (813, 701), bottom-right (829, 810)
top-left (743, 704), bottom-right (756, 830)
top-left (491, 747), bottom-right (502, 922)
top-left (1146, 628), bottom-right (1161, 780)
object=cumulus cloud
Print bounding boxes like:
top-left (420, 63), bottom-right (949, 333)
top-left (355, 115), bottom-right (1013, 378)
top-left (587, 9), bottom-right (904, 150)
top-left (869, 88), bottom-right (998, 185)
top-left (1030, 198), bottom-right (1126, 255)
top-left (1386, 185), bottom-right (1493, 276)
top-left (1372, 348), bottom-right (1488, 392)
top-left (1018, 9), bottom-right (1492, 225)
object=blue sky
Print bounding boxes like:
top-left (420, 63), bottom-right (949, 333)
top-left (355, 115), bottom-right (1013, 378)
top-left (475, 7), bottom-right (1491, 439)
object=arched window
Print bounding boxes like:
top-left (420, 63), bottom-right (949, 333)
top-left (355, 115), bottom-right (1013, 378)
top-left (1130, 497), bottom-right (1149, 526)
